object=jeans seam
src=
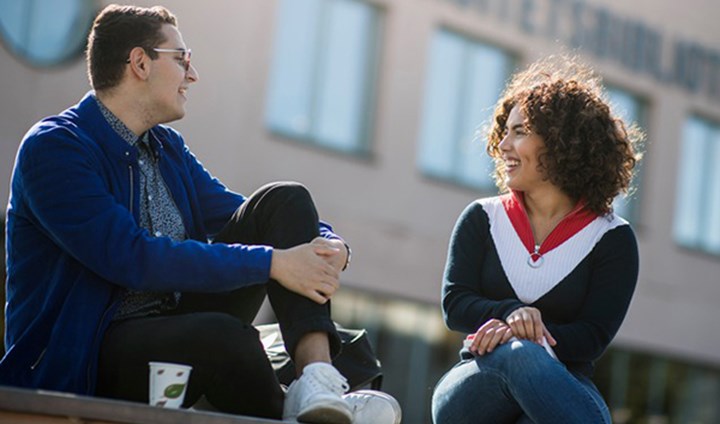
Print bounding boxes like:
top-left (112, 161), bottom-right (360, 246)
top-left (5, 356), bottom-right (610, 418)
top-left (573, 376), bottom-right (610, 424)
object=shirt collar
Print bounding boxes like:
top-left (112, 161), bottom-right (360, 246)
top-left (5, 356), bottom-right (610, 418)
top-left (93, 95), bottom-right (149, 147)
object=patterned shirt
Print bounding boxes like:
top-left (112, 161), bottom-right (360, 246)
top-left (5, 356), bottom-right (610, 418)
top-left (94, 96), bottom-right (185, 320)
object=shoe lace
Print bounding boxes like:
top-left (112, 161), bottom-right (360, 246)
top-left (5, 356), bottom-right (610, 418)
top-left (307, 365), bottom-right (349, 395)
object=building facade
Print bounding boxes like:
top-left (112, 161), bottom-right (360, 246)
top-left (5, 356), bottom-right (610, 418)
top-left (1, 0), bottom-right (719, 422)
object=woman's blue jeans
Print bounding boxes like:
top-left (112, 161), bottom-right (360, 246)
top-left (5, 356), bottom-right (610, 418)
top-left (431, 339), bottom-right (611, 424)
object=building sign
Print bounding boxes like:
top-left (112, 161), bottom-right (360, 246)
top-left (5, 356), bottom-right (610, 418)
top-left (441, 0), bottom-right (720, 103)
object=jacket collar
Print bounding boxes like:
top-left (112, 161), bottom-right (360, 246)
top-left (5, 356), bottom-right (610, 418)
top-left (71, 91), bottom-right (166, 162)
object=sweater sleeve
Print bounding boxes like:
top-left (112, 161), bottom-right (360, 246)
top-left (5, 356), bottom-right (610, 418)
top-left (442, 202), bottom-right (526, 333)
top-left (545, 225), bottom-right (639, 363)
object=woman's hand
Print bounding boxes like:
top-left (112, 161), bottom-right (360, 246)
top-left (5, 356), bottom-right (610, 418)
top-left (468, 319), bottom-right (514, 355)
top-left (505, 306), bottom-right (557, 346)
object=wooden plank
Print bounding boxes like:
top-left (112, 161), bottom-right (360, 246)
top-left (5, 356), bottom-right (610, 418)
top-left (0, 410), bottom-right (86, 424)
top-left (0, 386), bottom-right (281, 424)
top-left (0, 410), bottom-right (124, 424)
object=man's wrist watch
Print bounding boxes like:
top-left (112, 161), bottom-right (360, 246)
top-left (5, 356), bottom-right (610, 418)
top-left (342, 242), bottom-right (352, 271)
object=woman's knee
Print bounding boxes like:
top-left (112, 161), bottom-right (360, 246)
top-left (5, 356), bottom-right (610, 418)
top-left (484, 340), bottom-right (565, 386)
top-left (490, 340), bottom-right (556, 366)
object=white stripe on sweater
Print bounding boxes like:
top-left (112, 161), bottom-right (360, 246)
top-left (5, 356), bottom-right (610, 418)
top-left (478, 197), bottom-right (627, 304)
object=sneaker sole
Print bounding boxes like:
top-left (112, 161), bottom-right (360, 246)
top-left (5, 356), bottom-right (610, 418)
top-left (297, 405), bottom-right (353, 424)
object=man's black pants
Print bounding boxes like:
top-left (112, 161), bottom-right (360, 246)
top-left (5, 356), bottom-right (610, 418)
top-left (95, 182), bottom-right (342, 419)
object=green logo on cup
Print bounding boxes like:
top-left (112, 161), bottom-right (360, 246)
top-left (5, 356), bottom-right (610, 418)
top-left (164, 383), bottom-right (186, 399)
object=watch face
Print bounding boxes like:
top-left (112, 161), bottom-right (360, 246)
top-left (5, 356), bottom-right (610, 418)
top-left (0, 0), bottom-right (98, 67)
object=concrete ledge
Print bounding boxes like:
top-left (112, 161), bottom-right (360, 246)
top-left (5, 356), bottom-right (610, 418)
top-left (0, 385), bottom-right (282, 424)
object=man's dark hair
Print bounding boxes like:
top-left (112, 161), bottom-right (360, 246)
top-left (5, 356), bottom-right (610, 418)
top-left (86, 4), bottom-right (177, 91)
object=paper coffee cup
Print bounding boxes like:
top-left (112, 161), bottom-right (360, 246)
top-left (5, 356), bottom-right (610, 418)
top-left (148, 362), bottom-right (192, 408)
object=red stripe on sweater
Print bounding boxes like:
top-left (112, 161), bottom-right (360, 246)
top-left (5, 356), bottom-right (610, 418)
top-left (501, 191), bottom-right (598, 262)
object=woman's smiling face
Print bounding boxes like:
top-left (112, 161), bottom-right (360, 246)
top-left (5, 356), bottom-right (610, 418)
top-left (497, 105), bottom-right (548, 193)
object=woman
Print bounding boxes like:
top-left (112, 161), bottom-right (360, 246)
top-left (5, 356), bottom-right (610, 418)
top-left (431, 57), bottom-right (642, 424)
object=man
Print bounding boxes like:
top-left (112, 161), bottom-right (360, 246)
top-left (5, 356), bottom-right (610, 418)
top-left (1, 4), bottom-right (399, 423)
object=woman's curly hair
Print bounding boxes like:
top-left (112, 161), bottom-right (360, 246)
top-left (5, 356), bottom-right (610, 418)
top-left (486, 56), bottom-right (643, 216)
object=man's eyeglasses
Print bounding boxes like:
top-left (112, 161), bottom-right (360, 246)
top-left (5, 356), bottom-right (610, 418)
top-left (152, 48), bottom-right (192, 72)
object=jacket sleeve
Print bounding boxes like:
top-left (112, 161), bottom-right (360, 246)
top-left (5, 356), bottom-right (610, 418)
top-left (19, 127), bottom-right (272, 293)
top-left (319, 222), bottom-right (340, 240)
top-left (442, 202), bottom-right (526, 333)
top-left (545, 225), bottom-right (639, 363)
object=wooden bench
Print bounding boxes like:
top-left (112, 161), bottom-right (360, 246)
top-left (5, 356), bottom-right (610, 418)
top-left (0, 385), bottom-right (282, 424)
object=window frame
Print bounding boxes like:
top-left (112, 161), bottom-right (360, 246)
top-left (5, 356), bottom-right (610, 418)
top-left (416, 27), bottom-right (516, 193)
top-left (673, 114), bottom-right (720, 256)
top-left (0, 0), bottom-right (97, 68)
top-left (264, 0), bottom-right (382, 157)
top-left (605, 84), bottom-right (649, 225)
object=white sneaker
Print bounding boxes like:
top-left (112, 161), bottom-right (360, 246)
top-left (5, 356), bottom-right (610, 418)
top-left (344, 390), bottom-right (402, 424)
top-left (282, 362), bottom-right (353, 424)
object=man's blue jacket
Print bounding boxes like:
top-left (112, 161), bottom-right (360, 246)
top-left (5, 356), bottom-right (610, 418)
top-left (1, 93), bottom-right (337, 395)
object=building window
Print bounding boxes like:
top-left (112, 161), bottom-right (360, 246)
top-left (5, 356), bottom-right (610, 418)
top-left (674, 116), bottom-right (720, 255)
top-left (417, 29), bottom-right (513, 190)
top-left (607, 87), bottom-right (646, 222)
top-left (265, 0), bottom-right (380, 154)
top-left (594, 347), bottom-right (720, 424)
top-left (0, 0), bottom-right (96, 67)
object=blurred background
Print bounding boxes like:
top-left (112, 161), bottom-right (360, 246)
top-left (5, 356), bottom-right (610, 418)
top-left (1, 0), bottom-right (719, 422)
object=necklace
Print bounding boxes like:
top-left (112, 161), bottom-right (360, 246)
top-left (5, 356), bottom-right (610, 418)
top-left (502, 192), bottom-right (596, 270)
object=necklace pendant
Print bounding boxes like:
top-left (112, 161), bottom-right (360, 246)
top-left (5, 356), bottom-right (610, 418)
top-left (527, 254), bottom-right (544, 268)
top-left (528, 245), bottom-right (544, 268)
